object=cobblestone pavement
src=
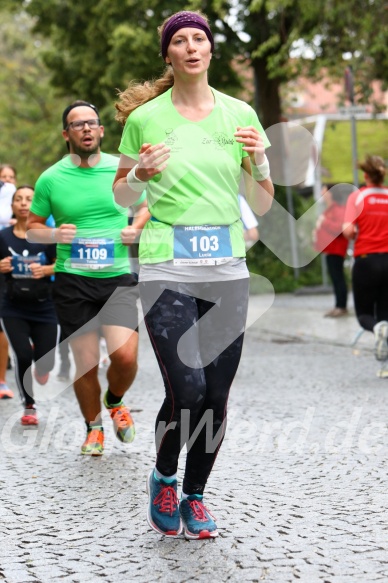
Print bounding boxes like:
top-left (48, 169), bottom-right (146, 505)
top-left (1, 293), bottom-right (387, 583)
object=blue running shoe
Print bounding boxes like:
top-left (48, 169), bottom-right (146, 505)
top-left (180, 494), bottom-right (218, 540)
top-left (146, 470), bottom-right (182, 536)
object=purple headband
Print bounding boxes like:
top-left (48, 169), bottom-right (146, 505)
top-left (161, 12), bottom-right (214, 60)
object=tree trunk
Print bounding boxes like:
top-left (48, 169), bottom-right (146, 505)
top-left (252, 58), bottom-right (282, 130)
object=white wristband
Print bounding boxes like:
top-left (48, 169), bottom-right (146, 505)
top-left (50, 228), bottom-right (57, 242)
top-left (126, 165), bottom-right (147, 192)
top-left (251, 155), bottom-right (270, 181)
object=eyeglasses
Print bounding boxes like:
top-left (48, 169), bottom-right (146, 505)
top-left (66, 119), bottom-right (100, 131)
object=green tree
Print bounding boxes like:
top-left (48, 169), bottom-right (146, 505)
top-left (6, 0), bottom-right (242, 153)
top-left (0, 10), bottom-right (70, 183)
top-left (7, 0), bottom-right (387, 136)
top-left (246, 186), bottom-right (322, 292)
top-left (229, 0), bottom-right (388, 126)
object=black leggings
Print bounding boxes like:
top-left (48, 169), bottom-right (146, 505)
top-left (352, 254), bottom-right (388, 332)
top-left (1, 317), bottom-right (59, 406)
top-left (326, 254), bottom-right (348, 309)
top-left (140, 278), bottom-right (249, 495)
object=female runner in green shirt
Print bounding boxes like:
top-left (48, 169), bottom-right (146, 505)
top-left (113, 10), bottom-right (274, 540)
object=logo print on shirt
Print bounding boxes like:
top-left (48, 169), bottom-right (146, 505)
top-left (164, 128), bottom-right (178, 145)
top-left (202, 132), bottom-right (234, 149)
top-left (369, 196), bottom-right (388, 205)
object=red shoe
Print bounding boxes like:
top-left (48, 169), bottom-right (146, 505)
top-left (21, 406), bottom-right (38, 426)
top-left (34, 369), bottom-right (49, 385)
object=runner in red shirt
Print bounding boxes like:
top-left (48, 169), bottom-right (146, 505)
top-left (343, 155), bottom-right (388, 365)
top-left (314, 184), bottom-right (349, 317)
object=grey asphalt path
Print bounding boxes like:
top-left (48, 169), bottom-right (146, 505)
top-left (1, 292), bottom-right (387, 583)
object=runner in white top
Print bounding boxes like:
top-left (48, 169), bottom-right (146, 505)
top-left (238, 194), bottom-right (259, 249)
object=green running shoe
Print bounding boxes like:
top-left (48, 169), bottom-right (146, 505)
top-left (81, 428), bottom-right (104, 456)
top-left (103, 391), bottom-right (135, 443)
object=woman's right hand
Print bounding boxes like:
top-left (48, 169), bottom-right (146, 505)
top-left (0, 256), bottom-right (13, 273)
top-left (136, 142), bottom-right (170, 181)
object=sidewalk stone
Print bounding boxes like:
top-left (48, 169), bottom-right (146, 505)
top-left (0, 293), bottom-right (387, 582)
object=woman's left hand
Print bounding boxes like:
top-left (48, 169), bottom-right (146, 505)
top-left (234, 126), bottom-right (266, 166)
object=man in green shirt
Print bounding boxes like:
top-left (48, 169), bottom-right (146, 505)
top-left (27, 100), bottom-right (144, 456)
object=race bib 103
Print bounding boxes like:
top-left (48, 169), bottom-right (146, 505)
top-left (173, 226), bottom-right (232, 266)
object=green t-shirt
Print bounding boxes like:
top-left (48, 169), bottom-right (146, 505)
top-left (31, 152), bottom-right (144, 278)
top-left (119, 87), bottom-right (270, 264)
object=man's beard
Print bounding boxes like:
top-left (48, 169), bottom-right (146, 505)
top-left (71, 136), bottom-right (102, 159)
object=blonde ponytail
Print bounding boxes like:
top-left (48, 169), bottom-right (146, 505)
top-left (115, 68), bottom-right (174, 125)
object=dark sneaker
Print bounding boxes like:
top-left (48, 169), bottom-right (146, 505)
top-left (103, 391), bottom-right (135, 443)
top-left (81, 428), bottom-right (104, 456)
top-left (373, 321), bottom-right (388, 361)
top-left (146, 470), bottom-right (182, 536)
top-left (180, 495), bottom-right (218, 540)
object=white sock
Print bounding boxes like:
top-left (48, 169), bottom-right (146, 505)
top-left (181, 491), bottom-right (202, 500)
top-left (154, 468), bottom-right (177, 483)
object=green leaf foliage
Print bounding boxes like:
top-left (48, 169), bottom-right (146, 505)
top-left (0, 10), bottom-right (70, 184)
top-left (246, 186), bottom-right (323, 292)
top-left (12, 0), bottom-right (242, 153)
top-left (3, 0), bottom-right (387, 156)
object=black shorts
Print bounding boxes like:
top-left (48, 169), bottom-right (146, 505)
top-left (53, 272), bottom-right (139, 340)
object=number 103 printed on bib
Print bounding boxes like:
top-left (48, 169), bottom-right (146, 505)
top-left (173, 226), bottom-right (232, 266)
